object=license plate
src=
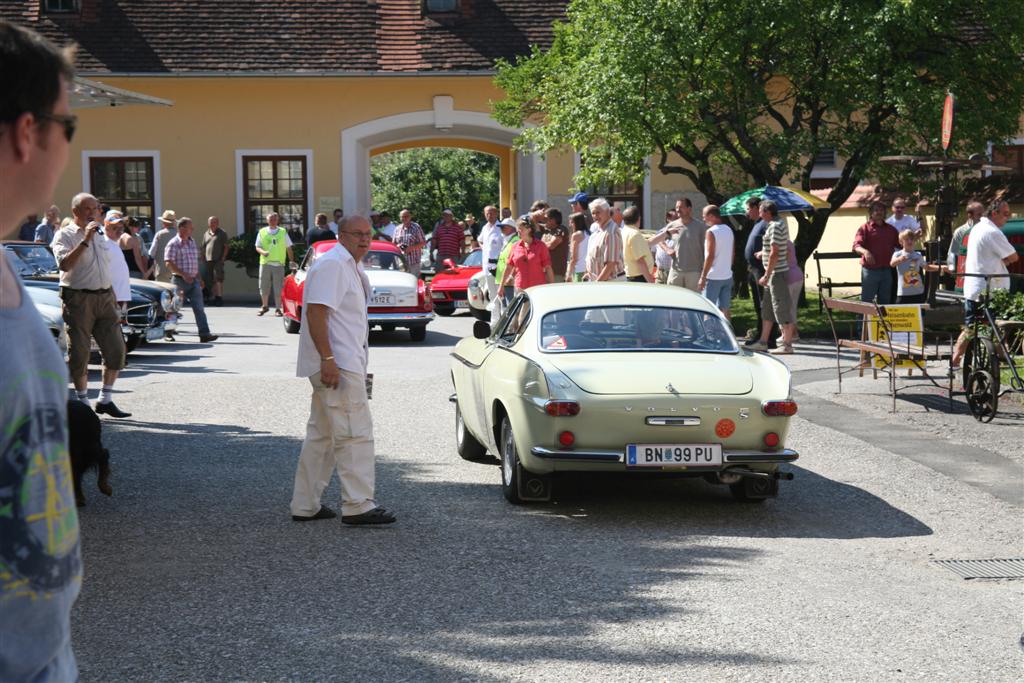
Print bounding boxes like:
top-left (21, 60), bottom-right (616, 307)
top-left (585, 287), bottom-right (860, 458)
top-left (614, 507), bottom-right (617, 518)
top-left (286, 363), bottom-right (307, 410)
top-left (371, 295), bottom-right (395, 305)
top-left (146, 326), bottom-right (166, 341)
top-left (626, 443), bottom-right (722, 468)
top-left (454, 300), bottom-right (469, 309)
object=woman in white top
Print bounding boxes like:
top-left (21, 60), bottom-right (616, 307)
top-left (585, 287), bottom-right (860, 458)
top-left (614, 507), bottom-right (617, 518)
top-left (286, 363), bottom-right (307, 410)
top-left (102, 210), bottom-right (132, 308)
top-left (566, 212), bottom-right (590, 282)
top-left (697, 205), bottom-right (734, 317)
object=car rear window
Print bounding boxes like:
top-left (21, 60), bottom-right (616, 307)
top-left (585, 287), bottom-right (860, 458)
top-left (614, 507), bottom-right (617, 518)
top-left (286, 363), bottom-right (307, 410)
top-left (539, 306), bottom-right (738, 353)
top-left (361, 250), bottom-right (407, 272)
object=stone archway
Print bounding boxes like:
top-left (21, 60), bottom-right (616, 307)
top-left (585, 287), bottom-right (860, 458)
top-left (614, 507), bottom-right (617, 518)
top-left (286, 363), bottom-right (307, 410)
top-left (340, 101), bottom-right (545, 216)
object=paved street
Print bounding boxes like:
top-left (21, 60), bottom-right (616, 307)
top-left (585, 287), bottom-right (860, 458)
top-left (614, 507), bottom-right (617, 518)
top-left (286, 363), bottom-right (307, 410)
top-left (75, 305), bottom-right (1023, 681)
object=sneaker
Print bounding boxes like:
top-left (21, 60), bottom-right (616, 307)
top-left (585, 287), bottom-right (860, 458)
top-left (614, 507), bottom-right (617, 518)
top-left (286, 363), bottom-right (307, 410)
top-left (747, 340), bottom-right (768, 351)
top-left (770, 345), bottom-right (794, 355)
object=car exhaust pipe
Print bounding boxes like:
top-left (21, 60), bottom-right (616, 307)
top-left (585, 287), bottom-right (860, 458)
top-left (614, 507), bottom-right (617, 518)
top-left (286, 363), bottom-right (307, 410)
top-left (718, 468), bottom-right (794, 484)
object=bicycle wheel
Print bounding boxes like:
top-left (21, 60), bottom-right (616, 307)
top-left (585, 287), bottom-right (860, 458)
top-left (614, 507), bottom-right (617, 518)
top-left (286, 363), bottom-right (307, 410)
top-left (965, 370), bottom-right (998, 423)
top-left (964, 335), bottom-right (999, 382)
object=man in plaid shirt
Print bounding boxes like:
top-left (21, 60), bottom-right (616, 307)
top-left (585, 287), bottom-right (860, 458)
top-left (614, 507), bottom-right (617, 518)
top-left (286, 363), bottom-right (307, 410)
top-left (165, 217), bottom-right (218, 342)
top-left (393, 209), bottom-right (427, 277)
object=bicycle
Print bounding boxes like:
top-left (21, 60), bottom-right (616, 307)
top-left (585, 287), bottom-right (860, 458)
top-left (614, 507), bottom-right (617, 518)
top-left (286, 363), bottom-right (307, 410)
top-left (961, 273), bottom-right (1024, 422)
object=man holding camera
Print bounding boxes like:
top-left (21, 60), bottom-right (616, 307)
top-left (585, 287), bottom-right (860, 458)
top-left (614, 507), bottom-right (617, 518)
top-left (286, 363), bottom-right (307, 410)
top-left (51, 192), bottom-right (131, 417)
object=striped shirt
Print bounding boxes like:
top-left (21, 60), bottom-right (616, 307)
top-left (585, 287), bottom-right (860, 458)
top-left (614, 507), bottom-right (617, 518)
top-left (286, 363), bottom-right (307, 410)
top-left (165, 234), bottom-right (200, 277)
top-left (585, 220), bottom-right (625, 281)
top-left (393, 221), bottom-right (425, 267)
top-left (761, 219), bottom-right (789, 273)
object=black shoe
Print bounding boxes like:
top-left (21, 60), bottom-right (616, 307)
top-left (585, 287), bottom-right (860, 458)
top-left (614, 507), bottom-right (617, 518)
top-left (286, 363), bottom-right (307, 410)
top-left (213, 297), bottom-right (223, 307)
top-left (292, 506), bottom-right (337, 522)
top-left (164, 333), bottom-right (176, 341)
top-left (743, 337), bottom-right (758, 347)
top-left (95, 401), bottom-right (131, 418)
top-left (199, 334), bottom-right (219, 343)
top-left (341, 507), bottom-right (396, 525)
top-left (767, 341), bottom-right (778, 350)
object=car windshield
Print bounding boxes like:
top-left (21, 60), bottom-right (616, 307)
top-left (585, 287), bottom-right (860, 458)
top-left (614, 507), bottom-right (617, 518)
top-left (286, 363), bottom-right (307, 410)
top-left (362, 250), bottom-right (408, 272)
top-left (461, 250), bottom-right (483, 267)
top-left (5, 244), bottom-right (58, 275)
top-left (539, 305), bottom-right (738, 353)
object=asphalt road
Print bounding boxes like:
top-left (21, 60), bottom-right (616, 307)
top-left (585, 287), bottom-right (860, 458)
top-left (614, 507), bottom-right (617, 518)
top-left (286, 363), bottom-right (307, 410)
top-left (74, 305), bottom-right (1023, 681)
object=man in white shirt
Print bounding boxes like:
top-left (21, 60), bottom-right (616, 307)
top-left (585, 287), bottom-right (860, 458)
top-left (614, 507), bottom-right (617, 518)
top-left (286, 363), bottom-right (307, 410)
top-left (951, 200), bottom-right (1019, 367)
top-left (886, 197), bottom-right (921, 239)
top-left (377, 211), bottom-right (397, 240)
top-left (290, 215), bottom-right (396, 525)
top-left (327, 208), bottom-right (343, 233)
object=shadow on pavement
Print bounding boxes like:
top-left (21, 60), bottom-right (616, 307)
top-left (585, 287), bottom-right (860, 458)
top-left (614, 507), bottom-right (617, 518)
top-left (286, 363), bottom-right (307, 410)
top-left (72, 423), bottom-right (796, 681)
top-left (370, 329), bottom-right (463, 347)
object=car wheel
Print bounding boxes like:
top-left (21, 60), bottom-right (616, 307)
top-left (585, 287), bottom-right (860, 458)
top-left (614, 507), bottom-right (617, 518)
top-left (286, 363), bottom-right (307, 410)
top-left (729, 477), bottom-right (778, 503)
top-left (409, 325), bottom-right (427, 342)
top-left (283, 316), bottom-right (300, 334)
top-left (435, 305), bottom-right (455, 317)
top-left (499, 416), bottom-right (524, 504)
top-left (124, 335), bottom-right (140, 353)
top-left (456, 402), bottom-right (488, 461)
top-left (470, 307), bottom-right (490, 322)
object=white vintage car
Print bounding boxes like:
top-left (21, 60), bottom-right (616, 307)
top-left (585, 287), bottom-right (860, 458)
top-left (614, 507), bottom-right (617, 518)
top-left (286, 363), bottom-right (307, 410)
top-left (450, 283), bottom-right (799, 504)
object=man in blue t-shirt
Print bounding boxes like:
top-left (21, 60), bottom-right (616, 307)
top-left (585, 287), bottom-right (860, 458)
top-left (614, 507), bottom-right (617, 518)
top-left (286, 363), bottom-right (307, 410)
top-left (0, 21), bottom-right (82, 682)
top-left (742, 195), bottom-right (777, 348)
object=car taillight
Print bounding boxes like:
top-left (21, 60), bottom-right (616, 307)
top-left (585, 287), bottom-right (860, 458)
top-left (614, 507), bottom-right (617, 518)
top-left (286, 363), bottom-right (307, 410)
top-left (558, 431), bottom-right (575, 448)
top-left (762, 400), bottom-right (798, 417)
top-left (544, 400), bottom-right (580, 417)
top-left (419, 283), bottom-right (432, 310)
top-left (763, 432), bottom-right (780, 448)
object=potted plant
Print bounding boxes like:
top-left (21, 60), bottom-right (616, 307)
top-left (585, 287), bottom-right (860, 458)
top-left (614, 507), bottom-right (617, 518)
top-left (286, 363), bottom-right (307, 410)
top-left (227, 231), bottom-right (260, 278)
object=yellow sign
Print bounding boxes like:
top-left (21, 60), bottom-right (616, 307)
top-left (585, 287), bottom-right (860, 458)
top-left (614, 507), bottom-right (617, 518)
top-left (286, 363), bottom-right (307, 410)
top-left (869, 305), bottom-right (924, 369)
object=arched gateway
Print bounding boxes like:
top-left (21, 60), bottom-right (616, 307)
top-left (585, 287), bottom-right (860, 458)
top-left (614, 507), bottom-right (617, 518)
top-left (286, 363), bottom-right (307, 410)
top-left (341, 100), bottom-right (546, 217)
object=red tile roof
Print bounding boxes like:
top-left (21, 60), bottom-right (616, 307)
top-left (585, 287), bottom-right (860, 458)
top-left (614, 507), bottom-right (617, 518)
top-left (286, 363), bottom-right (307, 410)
top-left (1, 1), bottom-right (566, 74)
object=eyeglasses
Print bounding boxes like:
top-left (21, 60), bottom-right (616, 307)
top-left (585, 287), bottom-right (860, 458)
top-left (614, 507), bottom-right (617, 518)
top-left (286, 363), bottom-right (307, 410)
top-left (37, 113), bottom-right (77, 143)
top-left (341, 231), bottom-right (373, 239)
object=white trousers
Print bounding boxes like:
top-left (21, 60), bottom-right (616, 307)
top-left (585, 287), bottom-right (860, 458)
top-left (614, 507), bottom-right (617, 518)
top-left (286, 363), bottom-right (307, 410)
top-left (290, 369), bottom-right (377, 517)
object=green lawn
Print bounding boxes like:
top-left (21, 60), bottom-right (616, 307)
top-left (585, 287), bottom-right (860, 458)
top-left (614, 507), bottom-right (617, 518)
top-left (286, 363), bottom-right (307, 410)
top-left (728, 289), bottom-right (856, 340)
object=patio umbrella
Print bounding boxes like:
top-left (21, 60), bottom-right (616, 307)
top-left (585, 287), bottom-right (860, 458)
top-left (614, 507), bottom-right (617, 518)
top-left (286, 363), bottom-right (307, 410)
top-left (719, 185), bottom-right (829, 216)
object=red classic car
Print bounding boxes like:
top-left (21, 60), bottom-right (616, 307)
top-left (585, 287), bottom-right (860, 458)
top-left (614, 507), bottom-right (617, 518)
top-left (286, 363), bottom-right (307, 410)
top-left (281, 240), bottom-right (434, 342)
top-left (429, 249), bottom-right (482, 316)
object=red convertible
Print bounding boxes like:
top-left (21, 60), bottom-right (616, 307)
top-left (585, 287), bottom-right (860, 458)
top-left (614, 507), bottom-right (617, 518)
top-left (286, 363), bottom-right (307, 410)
top-left (429, 249), bottom-right (482, 316)
top-left (281, 240), bottom-right (434, 342)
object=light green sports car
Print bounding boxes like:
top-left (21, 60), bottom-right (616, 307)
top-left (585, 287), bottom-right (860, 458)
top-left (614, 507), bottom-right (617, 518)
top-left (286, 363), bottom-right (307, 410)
top-left (450, 283), bottom-right (799, 504)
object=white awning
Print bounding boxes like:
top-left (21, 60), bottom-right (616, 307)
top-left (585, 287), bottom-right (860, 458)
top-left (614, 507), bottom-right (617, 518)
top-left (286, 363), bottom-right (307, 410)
top-left (70, 77), bottom-right (173, 109)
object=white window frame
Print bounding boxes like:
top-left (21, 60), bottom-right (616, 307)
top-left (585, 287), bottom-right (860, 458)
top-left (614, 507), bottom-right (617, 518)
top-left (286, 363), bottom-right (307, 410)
top-left (235, 149), bottom-right (314, 237)
top-left (810, 147), bottom-right (841, 180)
top-left (81, 150), bottom-right (161, 221)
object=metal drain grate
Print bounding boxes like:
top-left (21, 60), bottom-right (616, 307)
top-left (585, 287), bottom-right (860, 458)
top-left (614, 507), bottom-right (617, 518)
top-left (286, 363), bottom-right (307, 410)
top-left (932, 559), bottom-right (1024, 579)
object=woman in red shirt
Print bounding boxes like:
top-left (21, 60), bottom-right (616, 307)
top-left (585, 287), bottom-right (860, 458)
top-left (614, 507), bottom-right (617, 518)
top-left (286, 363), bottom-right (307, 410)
top-left (501, 218), bottom-right (554, 293)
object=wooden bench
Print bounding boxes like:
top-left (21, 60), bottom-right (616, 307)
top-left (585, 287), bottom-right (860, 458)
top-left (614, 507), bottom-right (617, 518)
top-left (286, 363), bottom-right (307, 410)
top-left (812, 251), bottom-right (863, 312)
top-left (821, 297), bottom-right (955, 411)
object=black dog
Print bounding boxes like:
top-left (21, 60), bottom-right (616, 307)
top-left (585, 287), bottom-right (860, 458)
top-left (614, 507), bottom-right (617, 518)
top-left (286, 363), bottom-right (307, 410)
top-left (67, 400), bottom-right (112, 507)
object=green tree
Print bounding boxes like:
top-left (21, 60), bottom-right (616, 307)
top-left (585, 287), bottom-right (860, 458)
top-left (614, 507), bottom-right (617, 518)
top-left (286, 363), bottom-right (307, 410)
top-left (371, 147), bottom-right (500, 228)
top-left (494, 0), bottom-right (1024, 266)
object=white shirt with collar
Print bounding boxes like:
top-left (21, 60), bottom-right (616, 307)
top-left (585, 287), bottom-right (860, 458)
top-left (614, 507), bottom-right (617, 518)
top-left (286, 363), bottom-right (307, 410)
top-left (479, 221), bottom-right (503, 271)
top-left (963, 216), bottom-right (1016, 302)
top-left (296, 243), bottom-right (371, 378)
top-left (887, 214), bottom-right (921, 235)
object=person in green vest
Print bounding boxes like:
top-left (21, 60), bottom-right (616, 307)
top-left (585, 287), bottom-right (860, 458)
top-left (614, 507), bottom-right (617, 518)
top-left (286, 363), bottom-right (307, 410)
top-left (254, 212), bottom-right (294, 316)
top-left (493, 218), bottom-right (519, 306)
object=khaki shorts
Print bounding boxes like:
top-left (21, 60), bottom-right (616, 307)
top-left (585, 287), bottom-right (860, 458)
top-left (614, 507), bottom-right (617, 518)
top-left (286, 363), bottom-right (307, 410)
top-left (204, 259), bottom-right (225, 283)
top-left (668, 268), bottom-right (701, 291)
top-left (761, 272), bottom-right (794, 325)
top-left (61, 287), bottom-right (126, 377)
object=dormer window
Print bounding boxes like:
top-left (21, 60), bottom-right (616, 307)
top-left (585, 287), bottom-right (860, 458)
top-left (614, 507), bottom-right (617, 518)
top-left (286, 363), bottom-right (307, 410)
top-left (425, 0), bottom-right (459, 12)
top-left (44, 0), bottom-right (78, 12)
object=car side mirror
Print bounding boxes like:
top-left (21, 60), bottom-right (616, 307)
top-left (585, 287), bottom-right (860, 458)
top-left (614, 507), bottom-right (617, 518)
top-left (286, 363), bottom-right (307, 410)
top-left (473, 321), bottom-right (491, 339)
top-left (442, 258), bottom-right (457, 271)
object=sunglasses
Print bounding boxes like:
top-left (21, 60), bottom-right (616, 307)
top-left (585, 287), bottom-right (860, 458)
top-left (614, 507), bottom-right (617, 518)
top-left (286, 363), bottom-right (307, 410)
top-left (38, 113), bottom-right (77, 142)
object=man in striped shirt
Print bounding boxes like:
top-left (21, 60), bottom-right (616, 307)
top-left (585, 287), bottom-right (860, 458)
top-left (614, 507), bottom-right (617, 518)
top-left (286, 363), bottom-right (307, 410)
top-left (165, 217), bottom-right (218, 342)
top-left (749, 200), bottom-right (796, 354)
top-left (584, 197), bottom-right (625, 281)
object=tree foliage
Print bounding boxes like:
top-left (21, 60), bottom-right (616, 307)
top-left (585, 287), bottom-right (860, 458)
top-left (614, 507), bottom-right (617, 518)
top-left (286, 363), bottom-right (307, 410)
top-left (370, 147), bottom-right (500, 227)
top-left (494, 0), bottom-right (1024, 264)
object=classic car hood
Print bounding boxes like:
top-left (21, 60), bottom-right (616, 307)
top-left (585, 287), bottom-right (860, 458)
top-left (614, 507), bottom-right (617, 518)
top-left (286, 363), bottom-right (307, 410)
top-left (368, 270), bottom-right (417, 291)
top-left (549, 353), bottom-right (753, 395)
top-left (431, 267), bottom-right (480, 291)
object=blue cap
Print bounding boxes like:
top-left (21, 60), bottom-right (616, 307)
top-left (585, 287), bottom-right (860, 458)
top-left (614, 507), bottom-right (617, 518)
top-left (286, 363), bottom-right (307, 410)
top-left (570, 191), bottom-right (589, 206)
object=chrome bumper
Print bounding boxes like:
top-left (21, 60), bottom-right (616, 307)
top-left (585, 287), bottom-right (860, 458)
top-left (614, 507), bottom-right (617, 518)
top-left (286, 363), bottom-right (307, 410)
top-left (530, 447), bottom-right (799, 465)
top-left (368, 312), bottom-right (434, 325)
